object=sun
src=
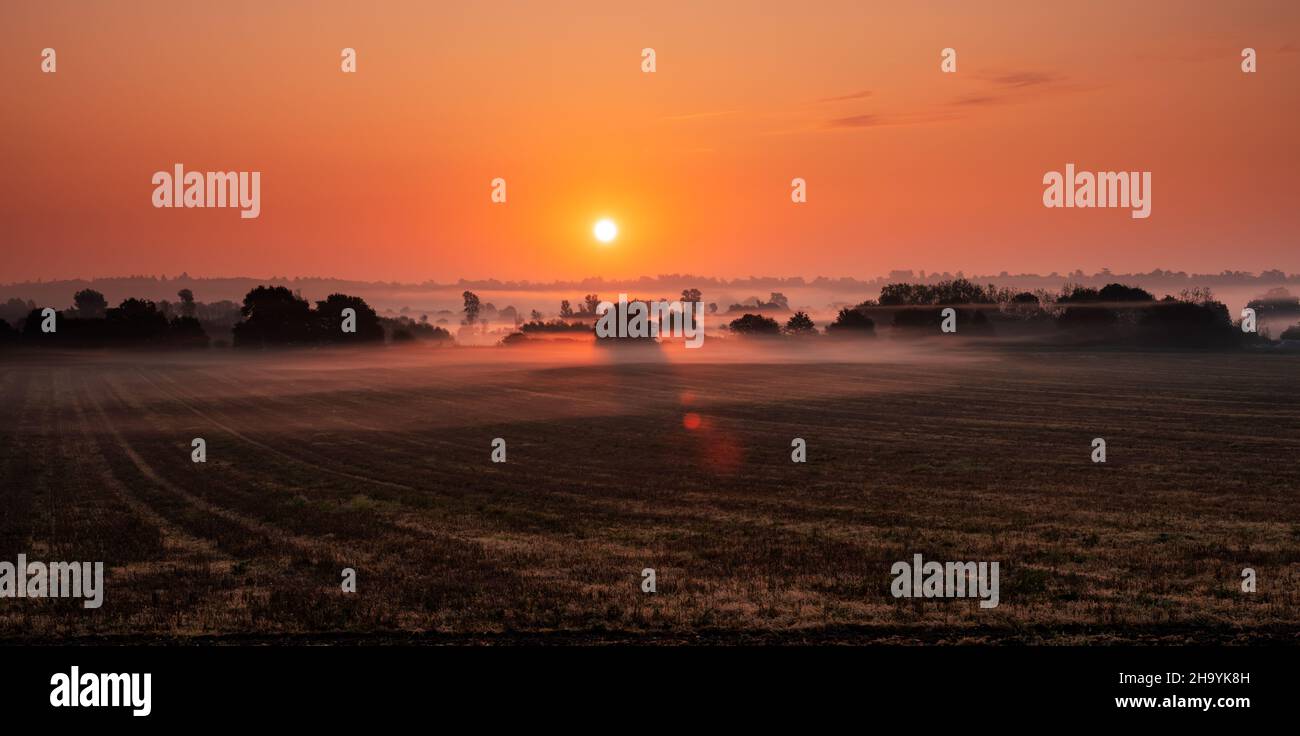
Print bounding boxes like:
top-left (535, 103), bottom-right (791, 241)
top-left (593, 218), bottom-right (618, 244)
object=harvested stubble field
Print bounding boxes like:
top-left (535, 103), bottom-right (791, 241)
top-left (1, 341), bottom-right (1298, 644)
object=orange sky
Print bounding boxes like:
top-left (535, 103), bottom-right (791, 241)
top-left (2, 1), bottom-right (1297, 282)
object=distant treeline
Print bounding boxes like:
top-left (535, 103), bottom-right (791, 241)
top-left (7, 280), bottom-right (1300, 350)
top-left (726, 279), bottom-right (1300, 347)
top-left (7, 269), bottom-right (1300, 318)
top-left (452, 268), bottom-right (1300, 293)
top-left (0, 286), bottom-right (452, 349)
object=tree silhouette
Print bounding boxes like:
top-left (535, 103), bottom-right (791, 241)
top-left (826, 307), bottom-right (876, 335)
top-left (1097, 283), bottom-right (1155, 303)
top-left (1, 298), bottom-right (34, 325)
top-left (1246, 287), bottom-right (1300, 336)
top-left (315, 293), bottom-right (384, 342)
top-left (462, 291), bottom-right (481, 325)
top-left (879, 278), bottom-right (995, 307)
top-left (168, 316), bottom-right (210, 349)
top-left (177, 288), bottom-right (196, 318)
top-left (15, 293), bottom-right (208, 348)
top-left (20, 308), bottom-right (55, 339)
top-left (1055, 283), bottom-right (1152, 331)
top-left (1137, 296), bottom-right (1235, 347)
top-left (784, 311), bottom-right (817, 335)
top-left (106, 298), bottom-right (170, 342)
top-left (232, 286), bottom-right (314, 347)
top-left (72, 289), bottom-right (108, 319)
top-left (728, 313), bottom-right (780, 335)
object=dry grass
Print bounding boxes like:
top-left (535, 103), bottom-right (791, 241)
top-left (1, 342), bottom-right (1298, 643)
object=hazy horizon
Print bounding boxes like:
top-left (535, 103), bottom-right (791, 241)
top-left (6, 263), bottom-right (1300, 287)
top-left (6, 264), bottom-right (1299, 325)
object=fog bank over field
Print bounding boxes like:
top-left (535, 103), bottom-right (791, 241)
top-left (1, 339), bottom-right (986, 441)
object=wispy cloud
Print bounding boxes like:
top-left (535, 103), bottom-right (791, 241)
top-left (950, 95), bottom-right (999, 107)
top-left (826, 114), bottom-right (881, 128)
top-left (822, 110), bottom-right (958, 131)
top-left (814, 89), bottom-right (872, 104)
top-left (948, 69), bottom-right (1093, 108)
top-left (774, 69), bottom-right (1084, 136)
top-left (982, 71), bottom-right (1060, 88)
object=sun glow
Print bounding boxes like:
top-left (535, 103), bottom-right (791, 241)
top-left (594, 218), bottom-right (618, 244)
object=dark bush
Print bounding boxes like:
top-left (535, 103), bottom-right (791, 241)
top-left (232, 286), bottom-right (315, 348)
top-left (728, 313), bottom-right (781, 336)
top-left (1138, 298), bottom-right (1236, 347)
top-left (825, 307), bottom-right (875, 336)
top-left (784, 311), bottom-right (817, 335)
top-left (315, 293), bottom-right (384, 342)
